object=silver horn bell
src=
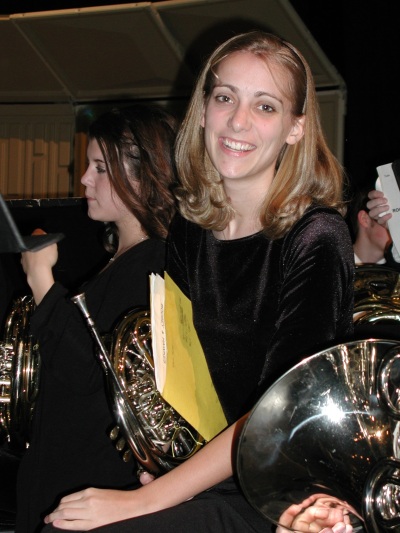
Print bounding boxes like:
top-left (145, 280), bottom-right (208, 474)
top-left (237, 339), bottom-right (400, 533)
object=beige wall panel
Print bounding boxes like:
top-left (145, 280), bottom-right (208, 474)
top-left (8, 126), bottom-right (26, 197)
top-left (0, 104), bottom-right (74, 199)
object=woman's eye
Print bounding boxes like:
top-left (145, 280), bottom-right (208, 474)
top-left (215, 94), bottom-right (232, 103)
top-left (258, 103), bottom-right (274, 113)
top-left (96, 166), bottom-right (106, 174)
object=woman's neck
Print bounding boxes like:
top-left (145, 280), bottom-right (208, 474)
top-left (215, 181), bottom-right (265, 240)
top-left (114, 218), bottom-right (148, 258)
top-left (213, 205), bottom-right (263, 240)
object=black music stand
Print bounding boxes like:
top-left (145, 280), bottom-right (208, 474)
top-left (0, 194), bottom-right (64, 253)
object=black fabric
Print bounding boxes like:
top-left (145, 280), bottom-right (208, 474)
top-left (167, 207), bottom-right (355, 424)
top-left (16, 239), bottom-right (166, 533)
top-left (384, 243), bottom-right (400, 271)
top-left (0, 445), bottom-right (21, 528)
top-left (42, 477), bottom-right (272, 533)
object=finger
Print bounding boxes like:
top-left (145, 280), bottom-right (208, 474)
top-left (139, 472), bottom-right (155, 485)
top-left (293, 507), bottom-right (345, 532)
top-left (44, 506), bottom-right (88, 528)
top-left (371, 211), bottom-right (391, 226)
top-left (50, 519), bottom-right (88, 531)
top-left (367, 205), bottom-right (391, 220)
top-left (330, 522), bottom-right (352, 533)
top-left (366, 197), bottom-right (388, 211)
top-left (367, 190), bottom-right (385, 200)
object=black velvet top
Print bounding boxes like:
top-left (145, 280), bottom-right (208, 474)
top-left (16, 239), bottom-right (166, 533)
top-left (166, 207), bottom-right (355, 425)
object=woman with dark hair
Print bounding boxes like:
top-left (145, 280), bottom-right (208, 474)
top-left (44, 31), bottom-right (354, 533)
top-left (16, 104), bottom-right (177, 533)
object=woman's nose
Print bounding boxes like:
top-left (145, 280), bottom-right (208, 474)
top-left (81, 168), bottom-right (91, 186)
top-left (228, 105), bottom-right (251, 132)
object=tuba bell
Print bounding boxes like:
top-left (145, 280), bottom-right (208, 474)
top-left (237, 338), bottom-right (400, 533)
top-left (72, 292), bottom-right (205, 477)
top-left (0, 295), bottom-right (38, 450)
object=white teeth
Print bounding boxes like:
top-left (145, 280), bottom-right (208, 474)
top-left (223, 138), bottom-right (254, 152)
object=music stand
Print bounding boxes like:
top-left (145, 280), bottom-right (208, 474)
top-left (0, 194), bottom-right (64, 253)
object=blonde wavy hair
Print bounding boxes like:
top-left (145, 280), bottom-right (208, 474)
top-left (175, 31), bottom-right (345, 239)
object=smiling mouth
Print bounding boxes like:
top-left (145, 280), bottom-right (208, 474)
top-left (222, 138), bottom-right (255, 152)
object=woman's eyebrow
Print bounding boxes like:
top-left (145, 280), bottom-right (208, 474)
top-left (213, 82), bottom-right (283, 103)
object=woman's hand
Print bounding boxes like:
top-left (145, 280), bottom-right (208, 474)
top-left (277, 494), bottom-right (354, 533)
top-left (21, 229), bottom-right (57, 304)
top-left (366, 189), bottom-right (392, 226)
top-left (44, 488), bottom-right (144, 531)
top-left (44, 420), bottom-right (237, 530)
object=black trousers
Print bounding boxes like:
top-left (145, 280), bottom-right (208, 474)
top-left (42, 478), bottom-right (272, 533)
top-left (0, 444), bottom-right (21, 530)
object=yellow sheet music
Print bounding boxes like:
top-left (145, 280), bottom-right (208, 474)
top-left (150, 273), bottom-right (227, 442)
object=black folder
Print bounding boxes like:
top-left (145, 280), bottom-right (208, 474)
top-left (0, 194), bottom-right (64, 253)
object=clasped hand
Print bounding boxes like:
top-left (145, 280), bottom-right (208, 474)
top-left (277, 494), bottom-right (354, 533)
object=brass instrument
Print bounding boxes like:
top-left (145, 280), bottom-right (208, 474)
top-left (354, 265), bottom-right (400, 326)
top-left (237, 338), bottom-right (400, 533)
top-left (72, 292), bottom-right (205, 477)
top-left (0, 295), bottom-right (38, 450)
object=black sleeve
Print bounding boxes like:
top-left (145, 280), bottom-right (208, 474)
top-left (259, 210), bottom-right (355, 388)
top-left (29, 281), bottom-right (105, 395)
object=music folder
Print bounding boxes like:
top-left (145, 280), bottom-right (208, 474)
top-left (0, 193), bottom-right (64, 253)
top-left (150, 272), bottom-right (227, 441)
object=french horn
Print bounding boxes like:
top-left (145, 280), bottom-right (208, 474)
top-left (0, 295), bottom-right (38, 450)
top-left (72, 293), bottom-right (205, 476)
top-left (1, 290), bottom-right (204, 476)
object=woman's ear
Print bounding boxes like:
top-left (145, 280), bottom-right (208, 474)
top-left (200, 104), bottom-right (205, 128)
top-left (286, 115), bottom-right (305, 146)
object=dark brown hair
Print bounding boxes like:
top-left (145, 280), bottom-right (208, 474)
top-left (88, 104), bottom-right (178, 248)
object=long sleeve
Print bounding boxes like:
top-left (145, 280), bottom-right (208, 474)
top-left (30, 282), bottom-right (104, 394)
top-left (258, 208), bottom-right (354, 389)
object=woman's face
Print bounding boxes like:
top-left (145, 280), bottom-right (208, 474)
top-left (201, 51), bottom-right (304, 190)
top-left (81, 138), bottom-right (132, 223)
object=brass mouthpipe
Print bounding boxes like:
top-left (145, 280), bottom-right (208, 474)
top-left (71, 292), bottom-right (121, 392)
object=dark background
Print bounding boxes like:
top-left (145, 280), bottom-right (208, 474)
top-left (290, 0), bottom-right (400, 193)
top-left (1, 0), bottom-right (399, 192)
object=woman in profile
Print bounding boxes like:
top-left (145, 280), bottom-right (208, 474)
top-left (16, 104), bottom-right (177, 533)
